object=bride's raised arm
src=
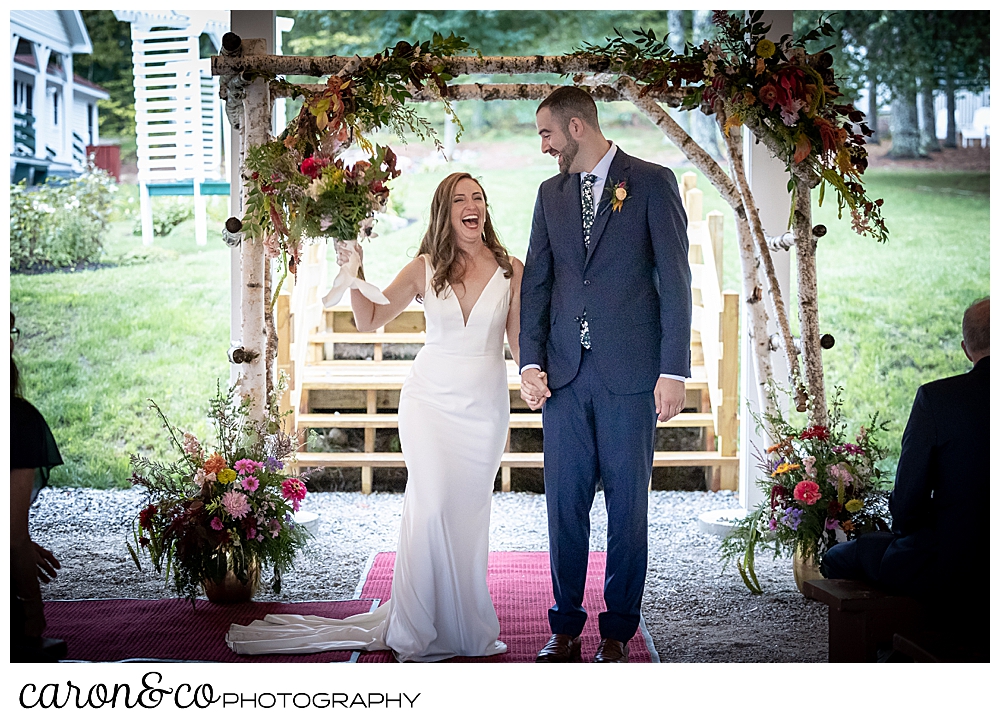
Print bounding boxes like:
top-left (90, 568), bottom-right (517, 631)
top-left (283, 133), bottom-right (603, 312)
top-left (350, 255), bottom-right (426, 333)
top-left (505, 257), bottom-right (524, 367)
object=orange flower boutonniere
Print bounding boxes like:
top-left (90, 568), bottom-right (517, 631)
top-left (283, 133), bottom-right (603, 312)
top-left (609, 180), bottom-right (628, 212)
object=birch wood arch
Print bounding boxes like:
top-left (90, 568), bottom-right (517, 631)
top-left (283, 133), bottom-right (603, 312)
top-left (213, 44), bottom-right (841, 430)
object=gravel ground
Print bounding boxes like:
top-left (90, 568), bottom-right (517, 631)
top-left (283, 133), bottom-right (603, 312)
top-left (31, 487), bottom-right (826, 663)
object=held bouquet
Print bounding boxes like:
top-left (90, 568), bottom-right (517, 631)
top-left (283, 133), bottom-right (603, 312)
top-left (127, 383), bottom-right (310, 604)
top-left (721, 390), bottom-right (892, 593)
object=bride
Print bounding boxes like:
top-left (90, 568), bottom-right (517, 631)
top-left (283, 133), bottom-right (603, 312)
top-left (227, 172), bottom-right (526, 661)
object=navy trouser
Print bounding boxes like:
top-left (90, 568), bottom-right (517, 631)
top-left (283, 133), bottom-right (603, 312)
top-left (820, 532), bottom-right (895, 585)
top-left (542, 348), bottom-right (656, 642)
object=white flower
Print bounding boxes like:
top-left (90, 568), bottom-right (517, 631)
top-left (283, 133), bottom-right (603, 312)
top-left (306, 177), bottom-right (324, 201)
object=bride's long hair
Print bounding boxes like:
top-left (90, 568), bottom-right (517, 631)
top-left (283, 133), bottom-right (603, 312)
top-left (416, 172), bottom-right (513, 298)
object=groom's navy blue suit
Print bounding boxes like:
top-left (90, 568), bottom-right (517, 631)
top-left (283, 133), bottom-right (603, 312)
top-left (520, 148), bottom-right (691, 642)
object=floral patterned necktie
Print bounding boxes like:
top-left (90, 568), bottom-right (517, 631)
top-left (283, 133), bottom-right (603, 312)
top-left (581, 173), bottom-right (598, 247)
top-left (578, 173), bottom-right (598, 350)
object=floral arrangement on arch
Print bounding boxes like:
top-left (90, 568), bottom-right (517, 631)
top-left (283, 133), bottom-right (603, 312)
top-left (240, 33), bottom-right (470, 304)
top-left (720, 390), bottom-right (892, 594)
top-left (575, 11), bottom-right (888, 242)
top-left (127, 383), bottom-right (310, 604)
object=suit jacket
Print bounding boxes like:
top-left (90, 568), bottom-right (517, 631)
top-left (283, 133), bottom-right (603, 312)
top-left (519, 149), bottom-right (691, 395)
top-left (881, 356), bottom-right (989, 597)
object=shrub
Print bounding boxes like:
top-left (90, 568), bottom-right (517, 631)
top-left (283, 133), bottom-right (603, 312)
top-left (10, 166), bottom-right (117, 271)
top-left (131, 197), bottom-right (194, 237)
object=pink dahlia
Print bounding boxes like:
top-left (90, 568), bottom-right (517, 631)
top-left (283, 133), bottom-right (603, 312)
top-left (281, 478), bottom-right (307, 503)
top-left (210, 516), bottom-right (224, 531)
top-left (241, 475), bottom-right (260, 493)
top-left (793, 480), bottom-right (822, 506)
top-left (221, 489), bottom-right (251, 519)
top-left (234, 459), bottom-right (263, 476)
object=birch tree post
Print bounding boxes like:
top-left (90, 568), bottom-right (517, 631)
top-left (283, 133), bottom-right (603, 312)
top-left (792, 178), bottom-right (828, 425)
top-left (721, 124), bottom-right (808, 412)
top-left (238, 41), bottom-right (272, 421)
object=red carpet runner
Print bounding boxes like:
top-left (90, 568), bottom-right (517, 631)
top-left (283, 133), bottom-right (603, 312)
top-left (44, 551), bottom-right (655, 663)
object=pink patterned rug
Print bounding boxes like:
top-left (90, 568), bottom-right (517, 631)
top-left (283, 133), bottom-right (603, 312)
top-left (43, 551), bottom-right (656, 663)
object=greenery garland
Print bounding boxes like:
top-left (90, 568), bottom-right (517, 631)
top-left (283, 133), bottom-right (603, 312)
top-left (574, 11), bottom-right (889, 242)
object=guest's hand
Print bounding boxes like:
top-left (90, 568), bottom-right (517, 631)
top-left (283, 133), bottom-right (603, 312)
top-left (520, 369), bottom-right (550, 410)
top-left (33, 543), bottom-right (60, 584)
top-left (654, 377), bottom-right (685, 422)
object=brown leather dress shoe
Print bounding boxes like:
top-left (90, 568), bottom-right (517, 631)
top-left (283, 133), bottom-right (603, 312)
top-left (536, 633), bottom-right (582, 662)
top-left (593, 638), bottom-right (629, 663)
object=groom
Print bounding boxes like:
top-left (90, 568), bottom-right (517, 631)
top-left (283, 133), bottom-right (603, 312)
top-left (519, 86), bottom-right (691, 663)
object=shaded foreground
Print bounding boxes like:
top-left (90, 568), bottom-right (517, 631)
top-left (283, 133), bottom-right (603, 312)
top-left (32, 488), bottom-right (825, 663)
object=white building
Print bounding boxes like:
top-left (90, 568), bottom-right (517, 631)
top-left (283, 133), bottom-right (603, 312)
top-left (11, 9), bottom-right (110, 184)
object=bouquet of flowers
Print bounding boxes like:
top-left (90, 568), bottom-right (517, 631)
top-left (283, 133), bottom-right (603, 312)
top-left (721, 391), bottom-right (892, 594)
top-left (127, 384), bottom-right (310, 604)
top-left (238, 33), bottom-right (470, 308)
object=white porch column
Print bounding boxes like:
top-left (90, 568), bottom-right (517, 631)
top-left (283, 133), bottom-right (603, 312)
top-left (229, 11), bottom-right (275, 388)
top-left (32, 45), bottom-right (51, 163)
top-left (739, 10), bottom-right (794, 511)
top-left (63, 52), bottom-right (75, 168)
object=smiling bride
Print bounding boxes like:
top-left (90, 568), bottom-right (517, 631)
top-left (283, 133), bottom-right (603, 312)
top-left (226, 172), bottom-right (524, 661)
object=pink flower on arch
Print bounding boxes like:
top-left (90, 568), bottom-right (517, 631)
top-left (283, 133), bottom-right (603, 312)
top-left (793, 480), bottom-right (822, 506)
top-left (241, 476), bottom-right (260, 493)
top-left (221, 489), bottom-right (251, 519)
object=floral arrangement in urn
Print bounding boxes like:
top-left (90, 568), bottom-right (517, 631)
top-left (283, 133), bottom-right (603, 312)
top-left (720, 391), bottom-right (892, 594)
top-left (127, 384), bottom-right (310, 604)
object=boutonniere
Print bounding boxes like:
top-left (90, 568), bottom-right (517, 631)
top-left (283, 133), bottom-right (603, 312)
top-left (609, 179), bottom-right (629, 212)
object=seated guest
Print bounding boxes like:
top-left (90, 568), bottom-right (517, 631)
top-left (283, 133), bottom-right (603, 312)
top-left (821, 297), bottom-right (989, 636)
top-left (11, 313), bottom-right (66, 662)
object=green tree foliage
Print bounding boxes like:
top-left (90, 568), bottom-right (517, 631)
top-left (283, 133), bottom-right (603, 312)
top-left (281, 10), bottom-right (671, 59)
top-left (75, 11), bottom-right (135, 144)
top-left (794, 10), bottom-right (988, 156)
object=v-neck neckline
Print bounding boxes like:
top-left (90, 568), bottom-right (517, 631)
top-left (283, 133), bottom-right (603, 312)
top-left (451, 265), bottom-right (502, 328)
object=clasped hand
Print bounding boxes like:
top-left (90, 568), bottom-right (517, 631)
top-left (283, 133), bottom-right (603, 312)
top-left (520, 369), bottom-right (550, 410)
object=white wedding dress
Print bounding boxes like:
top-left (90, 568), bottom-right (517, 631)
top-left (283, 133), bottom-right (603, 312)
top-left (226, 256), bottom-right (510, 661)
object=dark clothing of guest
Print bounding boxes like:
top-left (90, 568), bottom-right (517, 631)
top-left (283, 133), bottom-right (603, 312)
top-left (822, 357), bottom-right (989, 612)
top-left (11, 396), bottom-right (63, 659)
top-left (11, 396), bottom-right (63, 502)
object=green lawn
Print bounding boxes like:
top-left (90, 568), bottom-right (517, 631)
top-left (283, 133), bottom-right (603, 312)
top-left (10, 123), bottom-right (989, 488)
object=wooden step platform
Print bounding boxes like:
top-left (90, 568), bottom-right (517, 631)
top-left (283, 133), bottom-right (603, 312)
top-left (300, 360), bottom-right (711, 393)
top-left (297, 411), bottom-right (717, 430)
top-left (293, 450), bottom-right (738, 470)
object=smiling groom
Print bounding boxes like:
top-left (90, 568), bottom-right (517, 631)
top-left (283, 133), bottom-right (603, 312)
top-left (519, 86), bottom-right (691, 663)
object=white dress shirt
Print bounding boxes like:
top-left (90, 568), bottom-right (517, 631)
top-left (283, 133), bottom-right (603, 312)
top-left (521, 141), bottom-right (687, 384)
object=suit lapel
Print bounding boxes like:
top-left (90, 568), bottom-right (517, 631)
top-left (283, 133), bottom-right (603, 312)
top-left (557, 172), bottom-right (586, 267)
top-left (585, 150), bottom-right (631, 268)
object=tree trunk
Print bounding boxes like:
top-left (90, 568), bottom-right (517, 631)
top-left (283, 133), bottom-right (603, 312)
top-left (867, 76), bottom-right (880, 145)
top-left (666, 10), bottom-right (690, 135)
top-left (919, 81), bottom-right (941, 152)
top-left (239, 68), bottom-right (272, 420)
top-left (723, 126), bottom-right (806, 411)
top-left (689, 10), bottom-right (721, 159)
top-left (888, 85), bottom-right (923, 158)
top-left (792, 179), bottom-right (827, 426)
top-left (944, 77), bottom-right (958, 148)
